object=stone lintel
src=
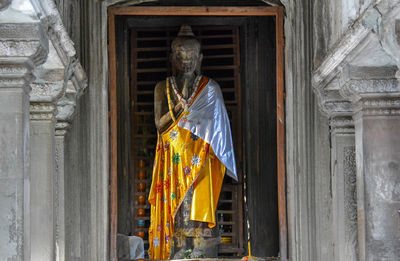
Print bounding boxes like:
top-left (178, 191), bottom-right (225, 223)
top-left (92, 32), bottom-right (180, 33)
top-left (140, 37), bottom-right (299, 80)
top-left (338, 64), bottom-right (399, 102)
top-left (315, 63), bottom-right (400, 119)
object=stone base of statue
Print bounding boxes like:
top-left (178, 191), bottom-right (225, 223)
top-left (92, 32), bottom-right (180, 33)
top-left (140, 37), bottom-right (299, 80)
top-left (171, 187), bottom-right (221, 259)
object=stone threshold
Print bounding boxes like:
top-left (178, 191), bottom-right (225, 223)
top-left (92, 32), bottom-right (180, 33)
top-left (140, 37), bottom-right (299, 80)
top-left (138, 257), bottom-right (279, 261)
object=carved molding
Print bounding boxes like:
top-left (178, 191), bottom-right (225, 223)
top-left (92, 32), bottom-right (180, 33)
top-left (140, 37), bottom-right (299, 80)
top-left (330, 116), bottom-right (354, 136)
top-left (315, 67), bottom-right (400, 118)
top-left (30, 0), bottom-right (87, 95)
top-left (30, 81), bottom-right (64, 101)
top-left (56, 84), bottom-right (76, 117)
top-left (314, 76), bottom-right (354, 117)
top-left (14, 0), bottom-right (89, 135)
top-left (30, 102), bottom-right (57, 120)
top-left (0, 73), bottom-right (32, 90)
top-left (352, 97), bottom-right (400, 119)
top-left (0, 38), bottom-right (48, 67)
top-left (312, 1), bottom-right (400, 118)
top-left (339, 71), bottom-right (399, 103)
top-left (0, 20), bottom-right (49, 93)
top-left (55, 122), bottom-right (69, 136)
top-left (322, 99), bottom-right (353, 117)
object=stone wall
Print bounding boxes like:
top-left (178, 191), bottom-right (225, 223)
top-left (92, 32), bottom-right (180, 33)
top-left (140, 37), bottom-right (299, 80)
top-left (313, 0), bottom-right (400, 260)
top-left (0, 1), bottom-right (86, 260)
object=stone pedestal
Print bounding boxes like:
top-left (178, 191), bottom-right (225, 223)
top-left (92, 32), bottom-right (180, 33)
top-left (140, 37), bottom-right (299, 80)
top-left (30, 103), bottom-right (56, 261)
top-left (330, 116), bottom-right (358, 261)
top-left (353, 97), bottom-right (400, 261)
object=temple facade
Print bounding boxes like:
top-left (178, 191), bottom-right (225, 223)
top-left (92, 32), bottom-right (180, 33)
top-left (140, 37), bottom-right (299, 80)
top-left (0, 0), bottom-right (399, 260)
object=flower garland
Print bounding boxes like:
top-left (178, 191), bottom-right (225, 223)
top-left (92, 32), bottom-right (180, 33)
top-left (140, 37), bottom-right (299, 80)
top-left (170, 75), bottom-right (202, 111)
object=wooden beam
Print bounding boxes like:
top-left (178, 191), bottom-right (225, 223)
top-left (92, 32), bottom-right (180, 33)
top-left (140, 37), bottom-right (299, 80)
top-left (275, 7), bottom-right (288, 261)
top-left (107, 11), bottom-right (118, 261)
top-left (109, 6), bottom-right (281, 16)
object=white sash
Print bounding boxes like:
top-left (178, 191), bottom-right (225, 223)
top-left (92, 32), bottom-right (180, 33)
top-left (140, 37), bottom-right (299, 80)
top-left (178, 79), bottom-right (237, 181)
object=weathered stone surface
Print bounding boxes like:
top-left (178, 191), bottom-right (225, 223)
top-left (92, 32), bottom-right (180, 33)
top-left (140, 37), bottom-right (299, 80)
top-left (354, 107), bottom-right (400, 260)
top-left (0, 0), bottom-right (11, 11)
top-left (313, 2), bottom-right (400, 261)
top-left (3, 1), bottom-right (400, 261)
top-left (0, 2), bottom-right (49, 261)
top-left (54, 132), bottom-right (67, 261)
top-left (30, 103), bottom-right (57, 261)
top-left (330, 117), bottom-right (358, 261)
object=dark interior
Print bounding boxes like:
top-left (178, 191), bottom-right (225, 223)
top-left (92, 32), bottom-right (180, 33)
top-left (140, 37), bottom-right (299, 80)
top-left (115, 15), bottom-right (278, 258)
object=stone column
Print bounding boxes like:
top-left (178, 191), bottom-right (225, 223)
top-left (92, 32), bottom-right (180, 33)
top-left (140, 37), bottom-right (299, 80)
top-left (54, 122), bottom-right (69, 261)
top-left (0, 5), bottom-right (48, 261)
top-left (54, 79), bottom-right (78, 261)
top-left (29, 103), bottom-right (57, 261)
top-left (353, 96), bottom-right (400, 261)
top-left (337, 65), bottom-right (400, 260)
top-left (0, 62), bottom-right (32, 261)
top-left (330, 116), bottom-right (358, 261)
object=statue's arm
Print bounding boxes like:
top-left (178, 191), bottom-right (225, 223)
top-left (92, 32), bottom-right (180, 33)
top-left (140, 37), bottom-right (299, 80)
top-left (154, 82), bottom-right (182, 132)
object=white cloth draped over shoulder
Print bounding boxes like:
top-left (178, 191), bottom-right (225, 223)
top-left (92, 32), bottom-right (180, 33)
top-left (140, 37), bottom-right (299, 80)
top-left (178, 78), bottom-right (237, 181)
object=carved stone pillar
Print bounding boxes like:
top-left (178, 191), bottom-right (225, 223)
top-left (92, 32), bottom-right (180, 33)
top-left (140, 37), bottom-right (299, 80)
top-left (0, 4), bottom-right (48, 261)
top-left (315, 81), bottom-right (359, 261)
top-left (54, 80), bottom-right (78, 261)
top-left (330, 116), bottom-right (358, 261)
top-left (29, 102), bottom-right (57, 261)
top-left (54, 122), bottom-right (69, 261)
top-left (27, 1), bottom-right (86, 259)
top-left (339, 65), bottom-right (400, 260)
top-left (352, 96), bottom-right (400, 261)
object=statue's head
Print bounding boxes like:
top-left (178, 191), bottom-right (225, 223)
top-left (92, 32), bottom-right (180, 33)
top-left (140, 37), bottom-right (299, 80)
top-left (171, 25), bottom-right (202, 76)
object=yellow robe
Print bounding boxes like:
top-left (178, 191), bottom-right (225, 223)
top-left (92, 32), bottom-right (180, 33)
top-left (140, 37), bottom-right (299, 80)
top-left (148, 78), bottom-right (226, 259)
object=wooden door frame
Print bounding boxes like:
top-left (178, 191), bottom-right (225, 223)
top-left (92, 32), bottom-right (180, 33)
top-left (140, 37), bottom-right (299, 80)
top-left (108, 6), bottom-right (286, 261)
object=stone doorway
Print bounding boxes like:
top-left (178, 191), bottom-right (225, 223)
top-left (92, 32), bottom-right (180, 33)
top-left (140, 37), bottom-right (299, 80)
top-left (108, 6), bottom-right (286, 260)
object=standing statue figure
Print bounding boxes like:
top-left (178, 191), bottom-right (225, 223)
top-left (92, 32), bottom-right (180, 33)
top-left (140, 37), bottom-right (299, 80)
top-left (148, 25), bottom-right (237, 259)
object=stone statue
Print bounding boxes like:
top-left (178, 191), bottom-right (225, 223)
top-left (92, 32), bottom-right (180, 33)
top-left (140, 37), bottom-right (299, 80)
top-left (154, 25), bottom-right (202, 133)
top-left (148, 25), bottom-right (237, 259)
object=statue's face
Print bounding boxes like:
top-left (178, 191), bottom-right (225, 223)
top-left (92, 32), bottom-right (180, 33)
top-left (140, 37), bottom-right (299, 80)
top-left (171, 44), bottom-right (201, 75)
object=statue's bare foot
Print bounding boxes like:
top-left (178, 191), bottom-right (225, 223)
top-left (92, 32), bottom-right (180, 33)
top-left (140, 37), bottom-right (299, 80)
top-left (172, 245), bottom-right (187, 259)
top-left (190, 237), bottom-right (221, 258)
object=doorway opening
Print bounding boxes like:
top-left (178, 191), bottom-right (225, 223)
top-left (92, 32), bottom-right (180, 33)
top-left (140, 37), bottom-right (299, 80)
top-left (109, 6), bottom-right (286, 260)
